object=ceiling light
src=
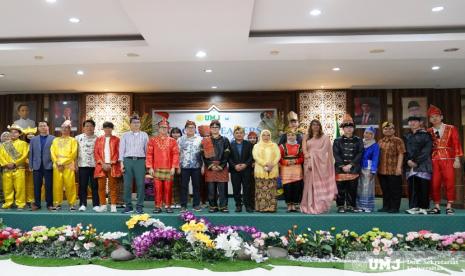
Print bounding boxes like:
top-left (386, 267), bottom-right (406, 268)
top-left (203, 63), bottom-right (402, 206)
top-left (332, 67), bottom-right (341, 71)
top-left (69, 17), bottom-right (80, 23)
top-left (196, 51), bottom-right (207, 58)
top-left (46, 0), bottom-right (57, 3)
top-left (204, 69), bottom-right (213, 73)
top-left (270, 50), bottom-right (280, 55)
top-left (432, 66), bottom-right (440, 70)
top-left (126, 52), bottom-right (139, 57)
top-left (369, 49), bottom-right (385, 54)
top-left (211, 86), bottom-right (218, 89)
top-left (63, 101), bottom-right (68, 105)
top-left (309, 9), bottom-right (322, 16)
top-left (444, 48), bottom-right (459, 52)
top-left (76, 70), bottom-right (84, 75)
top-left (0, 74), bottom-right (5, 78)
top-left (432, 6), bottom-right (444, 12)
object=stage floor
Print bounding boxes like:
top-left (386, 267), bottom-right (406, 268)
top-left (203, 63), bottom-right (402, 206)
top-left (1, 198), bottom-right (465, 234)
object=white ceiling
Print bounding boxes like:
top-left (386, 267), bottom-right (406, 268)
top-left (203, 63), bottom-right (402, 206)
top-left (0, 0), bottom-right (465, 93)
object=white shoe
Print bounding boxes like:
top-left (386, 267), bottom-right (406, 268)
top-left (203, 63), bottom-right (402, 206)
top-left (418, 208), bottom-right (428, 215)
top-left (110, 205), bottom-right (117, 213)
top-left (405, 207), bottom-right (419, 214)
top-left (93, 206), bottom-right (101, 212)
top-left (96, 205), bottom-right (107, 212)
top-left (79, 205), bottom-right (86, 212)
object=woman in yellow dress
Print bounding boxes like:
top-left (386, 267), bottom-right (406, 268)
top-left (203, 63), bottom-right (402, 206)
top-left (252, 129), bottom-right (280, 212)
top-left (50, 121), bottom-right (78, 211)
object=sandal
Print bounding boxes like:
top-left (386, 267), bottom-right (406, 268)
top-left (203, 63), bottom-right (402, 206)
top-left (427, 207), bottom-right (441, 214)
top-left (446, 208), bottom-right (455, 215)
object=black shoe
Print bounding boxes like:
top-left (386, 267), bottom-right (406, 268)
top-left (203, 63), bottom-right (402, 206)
top-left (135, 207), bottom-right (144, 214)
top-left (427, 207), bottom-right (441, 215)
top-left (337, 207), bottom-right (345, 213)
top-left (122, 206), bottom-right (134, 214)
top-left (388, 209), bottom-right (399, 213)
top-left (345, 206), bottom-right (354, 213)
top-left (446, 208), bottom-right (455, 215)
top-left (193, 206), bottom-right (202, 212)
top-left (221, 208), bottom-right (229, 213)
top-left (180, 207), bottom-right (187, 212)
top-left (377, 208), bottom-right (389, 212)
top-left (246, 207), bottom-right (254, 213)
top-left (235, 206), bottom-right (242, 213)
top-left (153, 208), bottom-right (162, 213)
top-left (208, 207), bottom-right (218, 213)
top-left (165, 208), bottom-right (173, 213)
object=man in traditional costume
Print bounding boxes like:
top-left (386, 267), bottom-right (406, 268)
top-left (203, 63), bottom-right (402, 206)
top-left (146, 118), bottom-right (180, 213)
top-left (94, 121), bottom-right (122, 213)
top-left (0, 125), bottom-right (29, 209)
top-left (333, 114), bottom-right (364, 213)
top-left (278, 111), bottom-right (303, 145)
top-left (200, 120), bottom-right (231, 213)
top-left (426, 105), bottom-right (463, 215)
top-left (50, 120), bottom-right (78, 211)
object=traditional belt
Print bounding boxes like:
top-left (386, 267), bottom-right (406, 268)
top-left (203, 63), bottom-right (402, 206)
top-left (436, 147), bottom-right (452, 149)
top-left (3, 165), bottom-right (25, 172)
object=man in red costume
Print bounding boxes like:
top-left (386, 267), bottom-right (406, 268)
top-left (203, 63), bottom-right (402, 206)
top-left (146, 118), bottom-right (180, 213)
top-left (427, 104), bottom-right (463, 215)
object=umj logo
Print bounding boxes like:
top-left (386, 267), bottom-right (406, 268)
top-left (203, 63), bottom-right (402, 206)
top-left (368, 258), bottom-right (401, 271)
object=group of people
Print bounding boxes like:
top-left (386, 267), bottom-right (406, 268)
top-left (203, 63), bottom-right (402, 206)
top-left (0, 104), bottom-right (461, 215)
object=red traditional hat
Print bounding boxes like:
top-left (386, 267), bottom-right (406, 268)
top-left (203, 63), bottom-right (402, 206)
top-left (427, 104), bottom-right (442, 117)
top-left (158, 118), bottom-right (170, 127)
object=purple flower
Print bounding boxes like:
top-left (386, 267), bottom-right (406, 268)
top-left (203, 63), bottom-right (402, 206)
top-left (132, 228), bottom-right (184, 257)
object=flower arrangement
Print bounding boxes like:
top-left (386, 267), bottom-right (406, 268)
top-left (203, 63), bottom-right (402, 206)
top-left (0, 223), bottom-right (22, 254)
top-left (438, 232), bottom-right (465, 251)
top-left (401, 230), bottom-right (441, 251)
top-left (131, 227), bottom-right (183, 258)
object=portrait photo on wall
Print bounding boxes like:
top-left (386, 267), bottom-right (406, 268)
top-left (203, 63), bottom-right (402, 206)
top-left (353, 97), bottom-right (380, 128)
top-left (12, 101), bottom-right (37, 129)
top-left (53, 100), bottom-right (79, 131)
top-left (401, 97), bottom-right (427, 128)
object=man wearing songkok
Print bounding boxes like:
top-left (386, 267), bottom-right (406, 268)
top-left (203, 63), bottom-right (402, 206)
top-left (333, 114), bottom-right (364, 213)
top-left (426, 105), bottom-right (463, 215)
top-left (29, 121), bottom-right (55, 211)
top-left (278, 111), bottom-right (303, 145)
top-left (200, 120), bottom-right (231, 213)
top-left (94, 121), bottom-right (122, 213)
top-left (146, 118), bottom-right (180, 213)
top-left (0, 125), bottom-right (29, 210)
top-left (50, 120), bottom-right (78, 211)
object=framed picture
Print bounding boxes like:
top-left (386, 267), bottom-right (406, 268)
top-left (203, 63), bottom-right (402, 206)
top-left (12, 101), bottom-right (37, 129)
top-left (52, 100), bottom-right (79, 132)
top-left (401, 97), bottom-right (427, 128)
top-left (353, 97), bottom-right (380, 128)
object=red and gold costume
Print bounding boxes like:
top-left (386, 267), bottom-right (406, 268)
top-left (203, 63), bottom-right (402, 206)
top-left (146, 120), bottom-right (180, 208)
top-left (427, 105), bottom-right (463, 203)
top-left (94, 135), bottom-right (122, 206)
top-left (279, 143), bottom-right (304, 184)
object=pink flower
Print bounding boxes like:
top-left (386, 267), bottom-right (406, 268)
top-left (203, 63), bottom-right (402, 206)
top-left (456, 238), bottom-right (463, 244)
top-left (419, 230), bottom-right (431, 235)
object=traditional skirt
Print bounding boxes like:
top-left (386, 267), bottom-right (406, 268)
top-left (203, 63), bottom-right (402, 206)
top-left (356, 169), bottom-right (375, 211)
top-left (205, 167), bottom-right (229, 182)
top-left (154, 168), bottom-right (173, 181)
top-left (255, 178), bottom-right (277, 212)
top-left (280, 164), bottom-right (303, 185)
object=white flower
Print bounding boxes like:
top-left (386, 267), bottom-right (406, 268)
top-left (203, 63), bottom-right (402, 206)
top-left (431, 234), bottom-right (441, 241)
top-left (139, 218), bottom-right (166, 229)
top-left (73, 244), bottom-right (80, 251)
top-left (58, 236), bottom-right (66, 242)
top-left (280, 236), bottom-right (289, 247)
top-left (78, 236), bottom-right (85, 241)
top-left (83, 242), bottom-right (96, 250)
top-left (100, 231), bottom-right (128, 240)
top-left (244, 243), bottom-right (267, 263)
top-left (214, 232), bottom-right (243, 258)
top-left (373, 247), bottom-right (380, 255)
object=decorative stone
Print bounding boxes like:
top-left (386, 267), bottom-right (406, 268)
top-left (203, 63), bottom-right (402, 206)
top-left (266, 246), bottom-right (288, 259)
top-left (111, 246), bottom-right (135, 261)
top-left (235, 247), bottom-right (251, 261)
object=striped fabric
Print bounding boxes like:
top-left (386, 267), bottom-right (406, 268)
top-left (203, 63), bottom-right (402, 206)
top-left (119, 131), bottom-right (149, 161)
top-left (154, 168), bottom-right (173, 181)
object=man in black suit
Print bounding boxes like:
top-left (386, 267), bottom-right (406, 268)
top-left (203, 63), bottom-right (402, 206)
top-left (229, 126), bottom-right (254, 213)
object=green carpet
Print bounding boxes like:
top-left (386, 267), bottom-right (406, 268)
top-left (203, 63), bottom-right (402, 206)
top-left (1, 199), bottom-right (465, 234)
